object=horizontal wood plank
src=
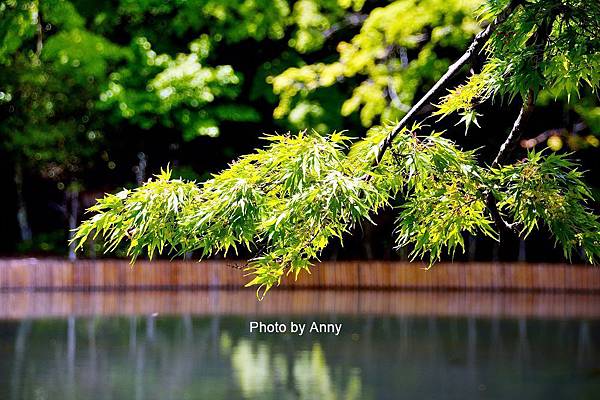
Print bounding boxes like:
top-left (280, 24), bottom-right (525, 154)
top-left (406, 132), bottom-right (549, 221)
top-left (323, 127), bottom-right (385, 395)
top-left (0, 259), bottom-right (598, 292)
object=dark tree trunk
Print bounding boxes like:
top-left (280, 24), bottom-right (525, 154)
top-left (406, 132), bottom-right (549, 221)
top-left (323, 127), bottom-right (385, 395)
top-left (134, 151), bottom-right (147, 186)
top-left (14, 161), bottom-right (32, 243)
top-left (67, 186), bottom-right (80, 261)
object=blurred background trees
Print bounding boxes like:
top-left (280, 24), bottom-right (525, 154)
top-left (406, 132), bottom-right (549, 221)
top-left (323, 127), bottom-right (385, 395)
top-left (1, 0), bottom-right (598, 261)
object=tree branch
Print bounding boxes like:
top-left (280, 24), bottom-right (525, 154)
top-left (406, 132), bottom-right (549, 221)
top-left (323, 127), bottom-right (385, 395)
top-left (371, 0), bottom-right (523, 167)
top-left (491, 11), bottom-right (556, 167)
top-left (488, 15), bottom-right (556, 234)
top-left (486, 87), bottom-right (537, 235)
top-left (491, 89), bottom-right (535, 167)
top-left (486, 89), bottom-right (535, 234)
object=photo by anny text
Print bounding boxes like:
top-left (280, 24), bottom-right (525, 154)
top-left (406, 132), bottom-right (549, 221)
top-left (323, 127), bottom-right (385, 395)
top-left (249, 321), bottom-right (342, 336)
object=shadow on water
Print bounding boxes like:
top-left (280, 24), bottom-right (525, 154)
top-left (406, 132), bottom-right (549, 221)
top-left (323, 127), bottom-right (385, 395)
top-left (0, 290), bottom-right (599, 399)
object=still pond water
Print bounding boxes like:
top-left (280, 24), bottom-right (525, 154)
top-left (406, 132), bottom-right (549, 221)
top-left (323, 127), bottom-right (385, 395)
top-left (0, 290), bottom-right (599, 400)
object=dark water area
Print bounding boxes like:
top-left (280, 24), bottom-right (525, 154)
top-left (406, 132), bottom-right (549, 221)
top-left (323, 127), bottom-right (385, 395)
top-left (0, 292), bottom-right (599, 399)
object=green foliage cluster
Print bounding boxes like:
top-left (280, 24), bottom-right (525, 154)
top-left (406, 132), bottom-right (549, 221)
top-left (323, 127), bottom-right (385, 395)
top-left (270, 0), bottom-right (600, 141)
top-left (75, 131), bottom-right (393, 296)
top-left (0, 0), bottom-right (386, 185)
top-left (73, 125), bottom-right (600, 296)
top-left (115, 0), bottom-right (365, 53)
top-left (74, 168), bottom-right (200, 259)
top-left (97, 36), bottom-right (259, 140)
top-left (436, 0), bottom-right (600, 130)
top-left (394, 134), bottom-right (496, 261)
top-left (492, 151), bottom-right (600, 262)
top-left (272, 0), bottom-right (482, 129)
top-left (1, 0), bottom-right (126, 182)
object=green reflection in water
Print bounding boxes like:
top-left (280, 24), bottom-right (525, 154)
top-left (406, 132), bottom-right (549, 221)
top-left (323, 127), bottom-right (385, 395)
top-left (231, 339), bottom-right (362, 400)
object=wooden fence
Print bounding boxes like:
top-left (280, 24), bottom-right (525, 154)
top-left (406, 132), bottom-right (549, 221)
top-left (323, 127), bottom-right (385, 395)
top-left (1, 258), bottom-right (599, 291)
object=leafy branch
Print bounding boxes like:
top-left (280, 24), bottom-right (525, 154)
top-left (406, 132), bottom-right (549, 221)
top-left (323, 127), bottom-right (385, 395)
top-left (72, 0), bottom-right (600, 297)
top-left (371, 0), bottom-right (523, 167)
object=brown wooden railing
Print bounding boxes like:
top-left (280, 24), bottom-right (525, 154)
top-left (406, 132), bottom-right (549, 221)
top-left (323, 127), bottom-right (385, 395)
top-left (1, 258), bottom-right (599, 291)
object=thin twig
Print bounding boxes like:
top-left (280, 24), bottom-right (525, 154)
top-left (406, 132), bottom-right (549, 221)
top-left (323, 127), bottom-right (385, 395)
top-left (492, 89), bottom-right (536, 167)
top-left (486, 190), bottom-right (518, 234)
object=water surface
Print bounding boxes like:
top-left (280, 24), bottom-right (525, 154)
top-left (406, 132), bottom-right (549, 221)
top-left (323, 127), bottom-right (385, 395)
top-left (0, 291), bottom-right (599, 399)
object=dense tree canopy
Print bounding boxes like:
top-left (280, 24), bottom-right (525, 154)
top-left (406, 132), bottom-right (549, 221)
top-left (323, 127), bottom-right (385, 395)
top-left (1, 0), bottom-right (599, 295)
